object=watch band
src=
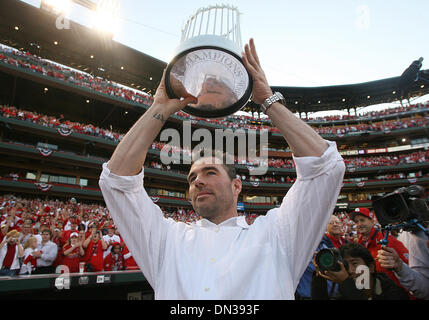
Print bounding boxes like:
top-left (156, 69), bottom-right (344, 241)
top-left (260, 92), bottom-right (285, 113)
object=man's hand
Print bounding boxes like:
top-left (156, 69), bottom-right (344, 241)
top-left (153, 70), bottom-right (197, 117)
top-left (241, 38), bottom-right (328, 157)
top-left (241, 38), bottom-right (273, 104)
top-left (317, 262), bottom-right (349, 284)
top-left (313, 252), bottom-right (349, 283)
top-left (377, 246), bottom-right (403, 272)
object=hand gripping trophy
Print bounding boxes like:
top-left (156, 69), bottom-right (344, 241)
top-left (164, 5), bottom-right (253, 118)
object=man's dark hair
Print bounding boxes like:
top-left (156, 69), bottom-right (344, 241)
top-left (339, 243), bottom-right (375, 267)
top-left (221, 162), bottom-right (237, 181)
top-left (42, 229), bottom-right (52, 238)
top-left (191, 151), bottom-right (237, 181)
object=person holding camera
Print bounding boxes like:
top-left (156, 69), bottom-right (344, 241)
top-left (0, 230), bottom-right (24, 276)
top-left (377, 229), bottom-right (429, 299)
top-left (311, 243), bottom-right (410, 300)
top-left (350, 207), bottom-right (410, 294)
top-left (296, 215), bottom-right (345, 299)
top-left (83, 228), bottom-right (107, 272)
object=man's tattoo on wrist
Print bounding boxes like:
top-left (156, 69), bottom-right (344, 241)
top-left (153, 113), bottom-right (166, 123)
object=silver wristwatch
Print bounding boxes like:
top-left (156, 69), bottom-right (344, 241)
top-left (260, 92), bottom-right (285, 113)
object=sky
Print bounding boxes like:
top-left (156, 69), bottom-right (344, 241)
top-left (19, 0), bottom-right (429, 114)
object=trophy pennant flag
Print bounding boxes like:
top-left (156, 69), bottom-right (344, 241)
top-left (164, 4), bottom-right (253, 118)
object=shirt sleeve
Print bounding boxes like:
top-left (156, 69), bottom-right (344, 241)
top-left (99, 163), bottom-right (173, 288)
top-left (271, 140), bottom-right (345, 290)
top-left (394, 231), bottom-right (429, 299)
top-left (395, 263), bottom-right (429, 299)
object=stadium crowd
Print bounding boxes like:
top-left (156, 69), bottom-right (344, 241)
top-left (5, 193), bottom-right (427, 300)
top-left (2, 103), bottom-right (428, 148)
top-left (0, 194), bottom-right (266, 276)
top-left (1, 105), bottom-right (428, 174)
top-left (0, 44), bottom-right (153, 107)
top-left (344, 150), bottom-right (429, 168)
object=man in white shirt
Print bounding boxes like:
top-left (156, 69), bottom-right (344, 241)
top-left (99, 39), bottom-right (345, 299)
top-left (32, 229), bottom-right (58, 274)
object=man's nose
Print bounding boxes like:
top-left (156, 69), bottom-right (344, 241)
top-left (193, 174), bottom-right (206, 187)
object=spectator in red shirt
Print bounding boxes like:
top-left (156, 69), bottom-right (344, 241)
top-left (62, 232), bottom-right (84, 273)
top-left (122, 244), bottom-right (139, 270)
top-left (83, 228), bottom-right (107, 272)
top-left (103, 242), bottom-right (125, 271)
top-left (62, 219), bottom-right (79, 243)
top-left (325, 215), bottom-right (347, 248)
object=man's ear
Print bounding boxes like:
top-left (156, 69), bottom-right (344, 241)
top-left (232, 178), bottom-right (242, 197)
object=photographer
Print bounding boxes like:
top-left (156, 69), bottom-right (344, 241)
top-left (377, 230), bottom-right (429, 299)
top-left (372, 184), bottom-right (429, 299)
top-left (296, 215), bottom-right (344, 299)
top-left (311, 243), bottom-right (410, 300)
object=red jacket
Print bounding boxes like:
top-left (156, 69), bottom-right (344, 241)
top-left (325, 232), bottom-right (346, 248)
top-left (122, 245), bottom-right (139, 270)
top-left (103, 252), bottom-right (125, 271)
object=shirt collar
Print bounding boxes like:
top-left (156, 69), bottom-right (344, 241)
top-left (196, 215), bottom-right (249, 229)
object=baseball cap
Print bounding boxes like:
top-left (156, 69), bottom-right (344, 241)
top-left (350, 207), bottom-right (374, 221)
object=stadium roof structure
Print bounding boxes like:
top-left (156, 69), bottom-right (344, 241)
top-left (0, 0), bottom-right (428, 115)
top-left (267, 71), bottom-right (429, 115)
top-left (0, 0), bottom-right (166, 95)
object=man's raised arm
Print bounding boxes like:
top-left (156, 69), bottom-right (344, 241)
top-left (99, 72), bottom-right (196, 289)
top-left (108, 71), bottom-right (197, 176)
top-left (242, 38), bottom-right (328, 157)
top-left (242, 38), bottom-right (345, 289)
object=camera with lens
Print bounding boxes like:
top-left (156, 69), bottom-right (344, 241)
top-left (372, 185), bottom-right (429, 230)
top-left (315, 248), bottom-right (344, 272)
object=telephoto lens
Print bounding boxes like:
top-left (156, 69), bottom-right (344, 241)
top-left (315, 248), bottom-right (342, 272)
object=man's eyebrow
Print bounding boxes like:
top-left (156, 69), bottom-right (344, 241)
top-left (187, 166), bottom-right (220, 181)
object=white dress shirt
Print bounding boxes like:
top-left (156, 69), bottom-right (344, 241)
top-left (36, 240), bottom-right (58, 267)
top-left (99, 140), bottom-right (345, 299)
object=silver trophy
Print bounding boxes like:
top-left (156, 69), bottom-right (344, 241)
top-left (164, 5), bottom-right (252, 118)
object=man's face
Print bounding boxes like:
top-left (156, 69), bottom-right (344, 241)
top-left (353, 215), bottom-right (375, 237)
top-left (195, 78), bottom-right (237, 110)
top-left (343, 255), bottom-right (374, 279)
top-left (22, 225), bottom-right (32, 234)
top-left (187, 157), bottom-right (241, 220)
top-left (42, 231), bottom-right (50, 243)
top-left (327, 216), bottom-right (342, 236)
